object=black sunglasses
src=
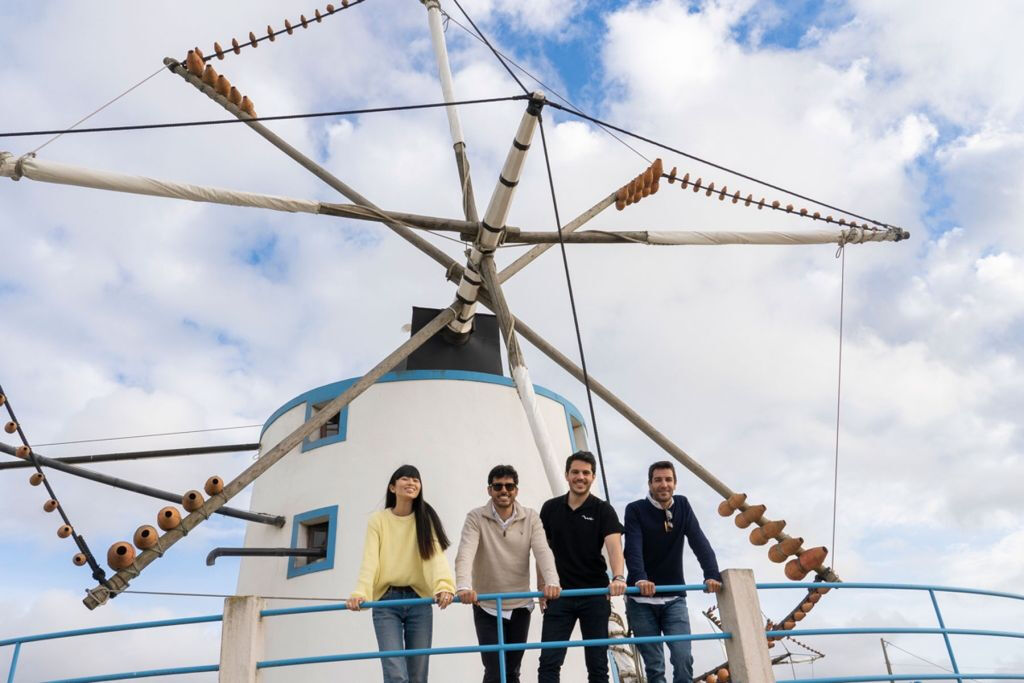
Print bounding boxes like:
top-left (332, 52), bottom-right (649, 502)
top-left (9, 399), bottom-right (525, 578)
top-left (489, 482), bottom-right (518, 491)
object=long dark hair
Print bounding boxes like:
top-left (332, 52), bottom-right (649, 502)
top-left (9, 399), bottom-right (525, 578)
top-left (385, 464), bottom-right (450, 560)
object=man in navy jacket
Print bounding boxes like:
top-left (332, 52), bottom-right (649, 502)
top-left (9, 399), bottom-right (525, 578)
top-left (624, 461), bottom-right (722, 683)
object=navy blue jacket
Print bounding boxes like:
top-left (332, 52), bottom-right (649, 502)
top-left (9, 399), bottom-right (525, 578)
top-left (624, 495), bottom-right (721, 597)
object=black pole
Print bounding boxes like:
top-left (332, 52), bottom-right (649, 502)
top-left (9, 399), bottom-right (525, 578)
top-left (206, 546), bottom-right (325, 566)
top-left (0, 443), bottom-right (259, 470)
top-left (1, 442), bottom-right (284, 526)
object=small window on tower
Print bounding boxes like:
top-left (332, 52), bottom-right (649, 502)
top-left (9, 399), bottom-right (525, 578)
top-left (313, 402), bottom-right (340, 440)
top-left (288, 506), bottom-right (337, 579)
top-left (570, 415), bottom-right (588, 452)
top-left (301, 521), bottom-right (330, 567)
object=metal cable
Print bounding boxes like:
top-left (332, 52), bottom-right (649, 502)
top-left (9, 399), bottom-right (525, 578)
top-left (537, 114), bottom-right (611, 503)
top-left (439, 11), bottom-right (652, 164)
top-left (831, 246), bottom-right (845, 567)
top-left (29, 65), bottom-right (167, 154)
top-left (0, 95), bottom-right (528, 139)
top-left (33, 424), bottom-right (262, 447)
top-left (545, 100), bottom-right (897, 229)
top-left (0, 382), bottom-right (106, 583)
top-left (448, 0), bottom-right (530, 95)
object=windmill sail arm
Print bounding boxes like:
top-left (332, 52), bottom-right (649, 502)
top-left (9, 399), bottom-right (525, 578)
top-left (0, 152), bottom-right (320, 214)
top-left (506, 226), bottom-right (910, 245)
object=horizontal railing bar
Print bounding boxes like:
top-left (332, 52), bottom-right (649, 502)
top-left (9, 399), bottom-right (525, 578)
top-left (787, 675), bottom-right (1024, 683)
top-left (766, 627), bottom-right (1024, 639)
top-left (44, 663), bottom-right (219, 683)
top-left (260, 584), bottom-right (707, 617)
top-left (0, 613), bottom-right (222, 646)
top-left (257, 632), bottom-right (730, 669)
top-left (756, 581), bottom-right (1024, 602)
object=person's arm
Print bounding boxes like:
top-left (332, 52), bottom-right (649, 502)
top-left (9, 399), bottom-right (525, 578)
top-left (605, 532), bottom-right (626, 596)
top-left (347, 515), bottom-right (381, 610)
top-left (529, 512), bottom-right (561, 600)
top-left (624, 504), bottom-right (655, 597)
top-left (681, 499), bottom-right (723, 590)
top-left (454, 512), bottom-right (480, 605)
top-left (424, 531), bottom-right (456, 609)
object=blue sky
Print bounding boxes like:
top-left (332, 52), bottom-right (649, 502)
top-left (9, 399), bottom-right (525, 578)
top-left (1, 0), bottom-right (1023, 679)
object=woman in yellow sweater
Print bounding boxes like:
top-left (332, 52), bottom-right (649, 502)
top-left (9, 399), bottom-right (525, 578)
top-left (346, 465), bottom-right (456, 683)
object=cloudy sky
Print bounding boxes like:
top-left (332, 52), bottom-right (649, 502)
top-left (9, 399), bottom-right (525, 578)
top-left (1, 0), bottom-right (1022, 680)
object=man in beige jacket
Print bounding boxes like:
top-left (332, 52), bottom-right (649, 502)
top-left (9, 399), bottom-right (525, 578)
top-left (455, 464), bottom-right (562, 683)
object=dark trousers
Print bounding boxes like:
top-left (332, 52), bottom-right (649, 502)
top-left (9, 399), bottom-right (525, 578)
top-left (472, 604), bottom-right (532, 683)
top-left (538, 595), bottom-right (611, 683)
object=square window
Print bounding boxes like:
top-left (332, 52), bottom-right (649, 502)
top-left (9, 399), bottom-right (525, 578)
top-left (302, 398), bottom-right (348, 452)
top-left (288, 506), bottom-right (337, 579)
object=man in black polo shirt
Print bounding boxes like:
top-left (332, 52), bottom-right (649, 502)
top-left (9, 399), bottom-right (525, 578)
top-left (538, 450), bottom-right (626, 683)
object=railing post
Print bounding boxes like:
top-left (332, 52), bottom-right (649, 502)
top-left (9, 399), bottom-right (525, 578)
top-left (6, 641), bottom-right (21, 683)
top-left (220, 595), bottom-right (266, 682)
top-left (716, 569), bottom-right (774, 683)
top-left (928, 589), bottom-right (961, 677)
top-left (496, 596), bottom-right (507, 683)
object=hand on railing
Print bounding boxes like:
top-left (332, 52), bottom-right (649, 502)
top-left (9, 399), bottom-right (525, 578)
top-left (456, 588), bottom-right (477, 605)
top-left (435, 591), bottom-right (454, 609)
top-left (704, 579), bottom-right (722, 593)
top-left (345, 596), bottom-right (365, 611)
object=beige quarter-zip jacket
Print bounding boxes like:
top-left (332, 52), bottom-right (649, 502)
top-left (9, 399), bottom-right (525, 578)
top-left (455, 501), bottom-right (560, 609)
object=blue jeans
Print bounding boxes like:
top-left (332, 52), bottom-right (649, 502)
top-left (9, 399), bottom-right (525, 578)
top-left (371, 587), bottom-right (433, 683)
top-left (625, 596), bottom-right (692, 683)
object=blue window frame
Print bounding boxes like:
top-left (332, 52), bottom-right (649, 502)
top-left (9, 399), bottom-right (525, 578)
top-left (287, 505), bottom-right (338, 579)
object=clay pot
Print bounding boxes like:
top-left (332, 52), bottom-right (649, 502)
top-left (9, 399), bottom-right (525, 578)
top-left (4, 420), bottom-right (17, 434)
top-left (783, 620), bottom-right (796, 630)
top-left (240, 96), bottom-right (256, 117)
top-left (801, 601), bottom-right (814, 612)
top-left (749, 527), bottom-right (769, 545)
top-left (798, 546), bottom-right (828, 572)
top-left (157, 506), bottom-right (181, 530)
top-left (808, 592), bottom-right (822, 604)
top-left (717, 669), bottom-right (730, 682)
top-left (204, 476), bottom-right (224, 496)
top-left (215, 75), bottom-right (231, 97)
top-left (107, 542), bottom-right (136, 570)
top-left (793, 611), bottom-right (805, 621)
top-left (779, 537), bottom-right (803, 555)
top-left (72, 553), bottom-right (88, 566)
top-left (15, 445), bottom-right (31, 459)
top-left (785, 558), bottom-right (809, 581)
top-left (706, 675), bottom-right (718, 683)
top-left (0, 393), bottom-right (6, 406)
top-left (202, 64), bottom-right (218, 86)
top-left (717, 500), bottom-right (734, 517)
top-left (57, 524), bottom-right (72, 538)
top-left (134, 525), bottom-right (159, 550)
top-left (186, 50), bottom-right (204, 76)
top-left (726, 492), bottom-right (746, 509)
top-left (29, 472), bottom-right (45, 486)
top-left (43, 499), bottom-right (59, 513)
top-left (735, 504), bottom-right (766, 529)
top-left (817, 586), bottom-right (831, 595)
top-left (768, 543), bottom-right (788, 563)
top-left (182, 490), bottom-right (204, 512)
top-left (761, 519), bottom-right (787, 538)
top-left (229, 87), bottom-right (243, 106)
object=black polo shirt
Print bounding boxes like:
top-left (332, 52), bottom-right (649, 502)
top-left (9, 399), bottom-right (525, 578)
top-left (539, 493), bottom-right (625, 589)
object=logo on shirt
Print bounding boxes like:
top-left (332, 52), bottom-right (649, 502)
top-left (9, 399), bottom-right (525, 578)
top-left (582, 514), bottom-right (595, 521)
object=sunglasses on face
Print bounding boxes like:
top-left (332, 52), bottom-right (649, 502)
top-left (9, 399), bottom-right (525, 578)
top-left (489, 483), bottom-right (518, 492)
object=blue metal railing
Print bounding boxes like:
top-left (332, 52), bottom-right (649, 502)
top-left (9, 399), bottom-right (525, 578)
top-left (2, 581), bottom-right (1023, 682)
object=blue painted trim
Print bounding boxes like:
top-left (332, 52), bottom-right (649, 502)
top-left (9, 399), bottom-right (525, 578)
top-left (287, 505), bottom-right (338, 579)
top-left (262, 370), bottom-right (587, 454)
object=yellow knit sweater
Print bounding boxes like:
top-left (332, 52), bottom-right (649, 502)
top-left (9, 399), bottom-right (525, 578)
top-left (350, 509), bottom-right (455, 601)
